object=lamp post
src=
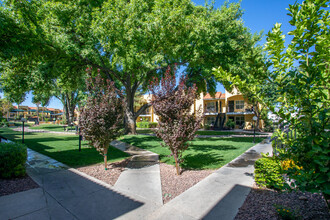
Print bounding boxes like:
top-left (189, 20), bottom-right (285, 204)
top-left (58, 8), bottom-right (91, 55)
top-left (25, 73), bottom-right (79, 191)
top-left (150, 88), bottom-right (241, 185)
top-left (78, 127), bottom-right (82, 152)
top-left (252, 116), bottom-right (257, 143)
top-left (21, 117), bottom-right (27, 144)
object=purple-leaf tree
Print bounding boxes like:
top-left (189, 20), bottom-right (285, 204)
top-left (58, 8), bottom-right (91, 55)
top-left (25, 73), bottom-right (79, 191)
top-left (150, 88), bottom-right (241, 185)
top-left (79, 68), bottom-right (125, 170)
top-left (149, 66), bottom-right (203, 175)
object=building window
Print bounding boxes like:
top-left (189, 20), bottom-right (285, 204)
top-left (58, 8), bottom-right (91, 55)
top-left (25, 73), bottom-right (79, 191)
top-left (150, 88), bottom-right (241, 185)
top-left (206, 102), bottom-right (216, 113)
top-left (235, 116), bottom-right (245, 126)
top-left (235, 100), bottom-right (244, 110)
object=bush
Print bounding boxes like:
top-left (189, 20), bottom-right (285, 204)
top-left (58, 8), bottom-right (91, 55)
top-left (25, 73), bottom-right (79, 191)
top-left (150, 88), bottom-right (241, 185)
top-left (254, 155), bottom-right (284, 190)
top-left (225, 119), bottom-right (235, 129)
top-left (0, 118), bottom-right (9, 127)
top-left (136, 122), bottom-right (149, 128)
top-left (44, 118), bottom-right (50, 122)
top-left (0, 142), bottom-right (27, 178)
top-left (204, 124), bottom-right (211, 130)
top-left (136, 122), bottom-right (158, 128)
top-left (149, 122), bottom-right (158, 128)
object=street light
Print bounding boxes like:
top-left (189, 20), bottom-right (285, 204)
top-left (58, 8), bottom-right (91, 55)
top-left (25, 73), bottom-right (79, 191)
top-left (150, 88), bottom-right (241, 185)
top-left (252, 116), bottom-right (257, 143)
top-left (21, 117), bottom-right (27, 144)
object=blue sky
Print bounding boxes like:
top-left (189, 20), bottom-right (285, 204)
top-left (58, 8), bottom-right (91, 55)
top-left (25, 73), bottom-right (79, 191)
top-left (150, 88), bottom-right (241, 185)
top-left (3, 0), bottom-right (300, 109)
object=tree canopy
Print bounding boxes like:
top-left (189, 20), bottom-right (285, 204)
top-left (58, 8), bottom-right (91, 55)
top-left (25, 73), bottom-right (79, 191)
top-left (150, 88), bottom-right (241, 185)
top-left (0, 0), bottom-right (260, 133)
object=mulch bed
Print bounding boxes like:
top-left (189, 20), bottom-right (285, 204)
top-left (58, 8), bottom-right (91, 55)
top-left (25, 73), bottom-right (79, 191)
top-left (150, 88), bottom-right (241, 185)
top-left (235, 186), bottom-right (330, 220)
top-left (0, 175), bottom-right (39, 197)
top-left (159, 163), bottom-right (213, 204)
top-left (76, 158), bottom-right (130, 186)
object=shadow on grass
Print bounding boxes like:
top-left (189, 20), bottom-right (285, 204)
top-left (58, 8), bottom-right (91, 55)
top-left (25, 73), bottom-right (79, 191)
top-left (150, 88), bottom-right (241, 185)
top-left (181, 153), bottom-right (225, 170)
top-left (194, 137), bottom-right (265, 144)
top-left (0, 128), bottom-right (129, 168)
top-left (188, 144), bottom-right (237, 153)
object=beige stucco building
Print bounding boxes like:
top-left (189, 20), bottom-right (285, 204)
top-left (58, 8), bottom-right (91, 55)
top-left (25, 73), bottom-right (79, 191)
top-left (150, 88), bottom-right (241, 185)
top-left (136, 89), bottom-right (263, 130)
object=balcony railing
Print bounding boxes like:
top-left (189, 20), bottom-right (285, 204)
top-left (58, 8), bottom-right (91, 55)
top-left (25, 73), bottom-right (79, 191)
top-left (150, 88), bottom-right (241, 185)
top-left (227, 105), bottom-right (254, 113)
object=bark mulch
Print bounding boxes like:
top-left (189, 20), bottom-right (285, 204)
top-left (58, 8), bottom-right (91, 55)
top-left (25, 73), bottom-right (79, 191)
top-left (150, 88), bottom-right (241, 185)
top-left (159, 163), bottom-right (213, 204)
top-left (0, 175), bottom-right (39, 197)
top-left (76, 158), bottom-right (130, 186)
top-left (235, 186), bottom-right (330, 220)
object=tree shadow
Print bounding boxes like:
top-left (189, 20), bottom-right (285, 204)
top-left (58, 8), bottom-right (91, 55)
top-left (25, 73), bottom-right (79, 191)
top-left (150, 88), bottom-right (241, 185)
top-left (181, 153), bottom-right (225, 170)
top-left (194, 137), bottom-right (266, 144)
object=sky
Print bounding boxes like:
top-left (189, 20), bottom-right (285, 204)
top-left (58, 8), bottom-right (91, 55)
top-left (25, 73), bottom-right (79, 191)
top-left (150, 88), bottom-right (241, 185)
top-left (2, 0), bottom-right (301, 109)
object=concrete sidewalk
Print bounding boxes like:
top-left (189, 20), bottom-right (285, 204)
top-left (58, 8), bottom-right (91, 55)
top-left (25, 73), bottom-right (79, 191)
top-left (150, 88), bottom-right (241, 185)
top-left (0, 148), bottom-right (159, 220)
top-left (111, 140), bottom-right (163, 206)
top-left (147, 140), bottom-right (273, 220)
top-left (1, 139), bottom-right (272, 220)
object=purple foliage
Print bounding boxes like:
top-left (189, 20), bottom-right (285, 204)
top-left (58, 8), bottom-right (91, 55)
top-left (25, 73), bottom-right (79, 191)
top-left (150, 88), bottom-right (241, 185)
top-left (79, 68), bottom-right (125, 169)
top-left (149, 66), bottom-right (203, 175)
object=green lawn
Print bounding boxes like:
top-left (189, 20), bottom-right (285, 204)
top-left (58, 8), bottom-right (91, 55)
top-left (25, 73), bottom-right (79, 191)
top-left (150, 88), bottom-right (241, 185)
top-left (136, 129), bottom-right (263, 136)
top-left (29, 124), bottom-right (76, 132)
top-left (120, 135), bottom-right (265, 170)
top-left (0, 128), bottom-right (129, 167)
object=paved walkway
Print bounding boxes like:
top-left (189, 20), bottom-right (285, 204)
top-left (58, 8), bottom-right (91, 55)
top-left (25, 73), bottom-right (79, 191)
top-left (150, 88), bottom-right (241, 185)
top-left (111, 140), bottom-right (163, 206)
top-left (13, 127), bottom-right (76, 135)
top-left (0, 136), bottom-right (272, 220)
top-left (147, 140), bottom-right (273, 220)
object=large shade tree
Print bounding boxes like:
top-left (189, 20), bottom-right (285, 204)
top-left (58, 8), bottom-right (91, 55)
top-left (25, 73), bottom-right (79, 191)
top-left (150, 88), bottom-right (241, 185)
top-left (0, 0), bottom-right (260, 134)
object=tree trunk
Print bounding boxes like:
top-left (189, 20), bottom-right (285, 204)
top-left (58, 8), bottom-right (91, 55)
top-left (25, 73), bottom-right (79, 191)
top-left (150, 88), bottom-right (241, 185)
top-left (36, 104), bottom-right (39, 124)
top-left (104, 147), bottom-right (108, 170)
top-left (174, 154), bottom-right (180, 175)
top-left (125, 88), bottom-right (137, 134)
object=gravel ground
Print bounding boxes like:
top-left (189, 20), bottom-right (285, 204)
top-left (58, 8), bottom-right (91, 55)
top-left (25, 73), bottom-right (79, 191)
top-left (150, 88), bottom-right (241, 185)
top-left (0, 175), bottom-right (39, 196)
top-left (76, 159), bottom-right (130, 186)
top-left (159, 163), bottom-right (214, 204)
top-left (235, 185), bottom-right (330, 220)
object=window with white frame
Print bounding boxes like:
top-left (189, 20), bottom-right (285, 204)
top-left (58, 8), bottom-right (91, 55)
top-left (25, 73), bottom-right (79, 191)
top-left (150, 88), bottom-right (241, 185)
top-left (206, 102), bottom-right (216, 113)
top-left (235, 100), bottom-right (244, 110)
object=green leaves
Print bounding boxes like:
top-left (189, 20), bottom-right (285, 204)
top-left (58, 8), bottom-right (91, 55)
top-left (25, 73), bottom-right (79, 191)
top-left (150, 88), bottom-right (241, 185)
top-left (265, 0), bottom-right (330, 196)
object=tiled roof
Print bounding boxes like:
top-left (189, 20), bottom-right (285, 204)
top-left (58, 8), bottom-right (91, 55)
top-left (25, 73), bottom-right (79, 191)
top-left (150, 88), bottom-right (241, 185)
top-left (204, 92), bottom-right (225, 100)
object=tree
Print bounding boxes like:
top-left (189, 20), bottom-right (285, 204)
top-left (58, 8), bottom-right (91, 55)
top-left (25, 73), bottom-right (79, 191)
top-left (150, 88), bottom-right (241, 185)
top-left (265, 0), bottom-right (330, 201)
top-left (212, 44), bottom-right (277, 131)
top-left (0, 97), bottom-right (12, 120)
top-left (79, 70), bottom-right (125, 170)
top-left (0, 0), bottom-right (259, 134)
top-left (149, 66), bottom-right (203, 175)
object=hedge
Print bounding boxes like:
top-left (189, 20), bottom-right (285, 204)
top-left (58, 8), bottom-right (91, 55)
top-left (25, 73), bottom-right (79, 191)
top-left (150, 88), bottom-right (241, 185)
top-left (0, 142), bottom-right (27, 178)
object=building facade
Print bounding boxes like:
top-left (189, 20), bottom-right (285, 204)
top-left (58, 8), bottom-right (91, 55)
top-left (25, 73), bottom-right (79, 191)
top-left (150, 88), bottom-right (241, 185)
top-left (136, 89), bottom-right (263, 130)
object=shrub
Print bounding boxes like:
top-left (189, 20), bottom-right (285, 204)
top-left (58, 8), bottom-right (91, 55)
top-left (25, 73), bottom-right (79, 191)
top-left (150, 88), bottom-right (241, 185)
top-left (204, 124), bottom-right (211, 130)
top-left (136, 122), bottom-right (158, 128)
top-left (44, 118), bottom-right (50, 122)
top-left (225, 119), bottom-right (235, 129)
top-left (255, 155), bottom-right (284, 190)
top-left (0, 118), bottom-right (9, 127)
top-left (136, 122), bottom-right (149, 128)
top-left (0, 142), bottom-right (27, 178)
top-left (149, 122), bottom-right (158, 128)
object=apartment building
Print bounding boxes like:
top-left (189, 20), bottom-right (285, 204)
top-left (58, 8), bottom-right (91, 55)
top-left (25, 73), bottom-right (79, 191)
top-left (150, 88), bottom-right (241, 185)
top-left (136, 88), bottom-right (263, 130)
top-left (10, 106), bottom-right (63, 120)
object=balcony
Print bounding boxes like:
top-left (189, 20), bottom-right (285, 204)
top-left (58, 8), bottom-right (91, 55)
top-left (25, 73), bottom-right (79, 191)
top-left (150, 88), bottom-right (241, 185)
top-left (227, 105), bottom-right (254, 115)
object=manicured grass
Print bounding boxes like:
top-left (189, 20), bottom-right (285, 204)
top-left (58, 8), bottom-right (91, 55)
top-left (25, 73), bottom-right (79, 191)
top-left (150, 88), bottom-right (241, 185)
top-left (120, 135), bottom-right (265, 170)
top-left (0, 128), bottom-right (129, 167)
top-left (136, 129), bottom-right (263, 136)
top-left (196, 130), bottom-right (263, 136)
top-left (136, 129), bottom-right (155, 134)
